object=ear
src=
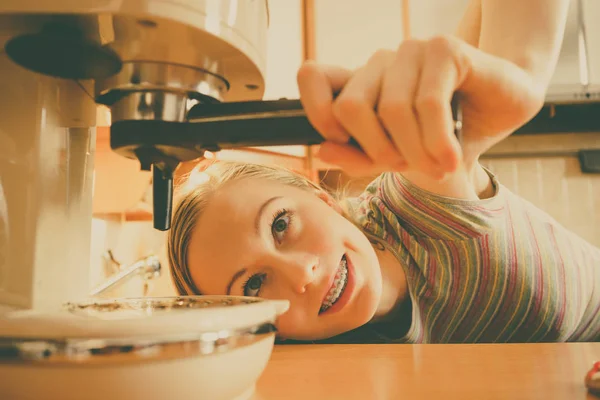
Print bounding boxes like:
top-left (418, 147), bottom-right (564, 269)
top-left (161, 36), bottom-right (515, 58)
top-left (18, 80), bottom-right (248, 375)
top-left (315, 190), bottom-right (343, 214)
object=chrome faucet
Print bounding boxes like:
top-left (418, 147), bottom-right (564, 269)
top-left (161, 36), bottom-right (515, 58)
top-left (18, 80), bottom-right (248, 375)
top-left (90, 251), bottom-right (162, 297)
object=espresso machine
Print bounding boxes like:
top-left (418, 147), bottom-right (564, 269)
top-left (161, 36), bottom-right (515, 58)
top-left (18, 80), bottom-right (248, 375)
top-left (0, 0), bottom-right (332, 314)
top-left (0, 3), bottom-right (304, 398)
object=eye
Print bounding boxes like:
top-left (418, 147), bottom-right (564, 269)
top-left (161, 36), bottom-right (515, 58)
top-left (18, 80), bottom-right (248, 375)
top-left (270, 209), bottom-right (292, 243)
top-left (243, 273), bottom-right (266, 297)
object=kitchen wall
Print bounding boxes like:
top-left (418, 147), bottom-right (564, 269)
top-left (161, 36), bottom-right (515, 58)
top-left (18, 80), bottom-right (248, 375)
top-left (480, 133), bottom-right (600, 247)
top-left (88, 218), bottom-right (176, 298)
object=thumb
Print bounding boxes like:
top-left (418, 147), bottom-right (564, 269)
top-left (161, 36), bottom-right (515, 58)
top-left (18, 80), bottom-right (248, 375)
top-left (297, 61), bottom-right (353, 143)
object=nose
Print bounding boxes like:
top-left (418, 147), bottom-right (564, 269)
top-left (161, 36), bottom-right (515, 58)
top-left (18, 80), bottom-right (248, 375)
top-left (272, 253), bottom-right (318, 294)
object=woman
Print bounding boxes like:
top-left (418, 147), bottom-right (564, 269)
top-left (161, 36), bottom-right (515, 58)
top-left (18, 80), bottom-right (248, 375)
top-left (168, 0), bottom-right (600, 343)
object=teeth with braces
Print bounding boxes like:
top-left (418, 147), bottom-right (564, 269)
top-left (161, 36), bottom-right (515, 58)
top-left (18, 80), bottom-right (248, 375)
top-left (320, 257), bottom-right (348, 313)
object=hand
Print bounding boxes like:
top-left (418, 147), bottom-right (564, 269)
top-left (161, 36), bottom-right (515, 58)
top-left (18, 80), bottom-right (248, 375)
top-left (297, 35), bottom-right (545, 178)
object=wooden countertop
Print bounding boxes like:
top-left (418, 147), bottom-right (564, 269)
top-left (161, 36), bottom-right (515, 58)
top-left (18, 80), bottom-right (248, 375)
top-left (253, 343), bottom-right (600, 400)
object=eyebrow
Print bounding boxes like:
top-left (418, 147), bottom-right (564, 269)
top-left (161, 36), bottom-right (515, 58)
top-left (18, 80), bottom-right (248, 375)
top-left (226, 269), bottom-right (247, 295)
top-left (254, 196), bottom-right (282, 235)
top-left (226, 196), bottom-right (282, 295)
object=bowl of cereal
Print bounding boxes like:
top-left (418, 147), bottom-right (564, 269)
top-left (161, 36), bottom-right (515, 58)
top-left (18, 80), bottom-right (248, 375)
top-left (0, 295), bottom-right (289, 400)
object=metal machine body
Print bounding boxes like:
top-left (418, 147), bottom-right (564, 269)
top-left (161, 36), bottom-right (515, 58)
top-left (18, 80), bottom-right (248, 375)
top-left (0, 0), bottom-right (269, 311)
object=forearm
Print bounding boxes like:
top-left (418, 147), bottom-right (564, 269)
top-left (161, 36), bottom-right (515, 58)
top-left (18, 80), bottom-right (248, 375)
top-left (455, 0), bottom-right (481, 48)
top-left (450, 0), bottom-right (571, 196)
top-left (459, 0), bottom-right (570, 90)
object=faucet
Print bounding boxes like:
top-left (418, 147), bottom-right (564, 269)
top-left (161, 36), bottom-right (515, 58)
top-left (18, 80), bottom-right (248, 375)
top-left (91, 252), bottom-right (162, 297)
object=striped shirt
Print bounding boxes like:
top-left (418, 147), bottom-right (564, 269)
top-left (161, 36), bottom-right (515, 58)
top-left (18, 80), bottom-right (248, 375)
top-left (344, 169), bottom-right (600, 343)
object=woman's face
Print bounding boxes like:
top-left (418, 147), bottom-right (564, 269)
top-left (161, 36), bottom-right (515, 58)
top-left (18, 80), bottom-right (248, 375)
top-left (186, 177), bottom-right (383, 340)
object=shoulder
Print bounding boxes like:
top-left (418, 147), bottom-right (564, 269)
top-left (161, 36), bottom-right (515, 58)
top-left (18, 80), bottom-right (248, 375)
top-left (345, 167), bottom-right (512, 241)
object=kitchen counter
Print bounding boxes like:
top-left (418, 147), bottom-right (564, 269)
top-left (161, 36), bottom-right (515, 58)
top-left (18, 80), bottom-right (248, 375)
top-left (253, 343), bottom-right (600, 400)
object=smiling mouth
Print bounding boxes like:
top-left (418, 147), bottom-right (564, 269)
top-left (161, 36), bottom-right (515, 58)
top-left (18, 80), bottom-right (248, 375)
top-left (319, 255), bottom-right (349, 314)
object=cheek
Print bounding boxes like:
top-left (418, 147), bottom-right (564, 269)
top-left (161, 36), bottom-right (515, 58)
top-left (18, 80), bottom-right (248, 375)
top-left (298, 207), bottom-right (348, 252)
top-left (274, 304), bottom-right (309, 338)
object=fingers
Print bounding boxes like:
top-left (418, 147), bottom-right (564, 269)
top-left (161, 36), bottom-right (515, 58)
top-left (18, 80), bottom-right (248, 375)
top-left (297, 61), bottom-right (353, 143)
top-left (300, 36), bottom-right (466, 179)
top-left (416, 36), bottom-right (463, 172)
top-left (378, 40), bottom-right (445, 180)
top-left (332, 50), bottom-right (406, 171)
top-left (378, 37), bottom-right (464, 179)
top-left (317, 142), bottom-right (384, 177)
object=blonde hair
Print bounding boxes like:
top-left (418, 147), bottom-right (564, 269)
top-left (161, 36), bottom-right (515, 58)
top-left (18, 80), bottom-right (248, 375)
top-left (167, 160), bottom-right (330, 295)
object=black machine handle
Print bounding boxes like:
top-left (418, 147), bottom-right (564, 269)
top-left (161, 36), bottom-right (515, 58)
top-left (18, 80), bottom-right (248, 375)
top-left (110, 96), bottom-right (463, 231)
top-left (184, 95), bottom-right (462, 149)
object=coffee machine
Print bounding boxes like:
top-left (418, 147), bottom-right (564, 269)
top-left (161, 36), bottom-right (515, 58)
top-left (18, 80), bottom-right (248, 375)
top-left (0, 0), bottom-right (331, 313)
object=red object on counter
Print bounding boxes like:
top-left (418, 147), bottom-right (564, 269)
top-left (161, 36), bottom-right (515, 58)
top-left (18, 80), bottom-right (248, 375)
top-left (586, 361), bottom-right (600, 396)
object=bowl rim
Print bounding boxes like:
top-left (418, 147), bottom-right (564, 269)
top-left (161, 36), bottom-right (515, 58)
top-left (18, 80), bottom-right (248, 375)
top-left (0, 320), bottom-right (277, 366)
top-left (0, 295), bottom-right (290, 341)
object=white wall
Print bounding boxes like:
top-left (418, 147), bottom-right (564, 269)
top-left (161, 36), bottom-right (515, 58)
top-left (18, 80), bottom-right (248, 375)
top-left (252, 0), bottom-right (306, 157)
top-left (314, 0), bottom-right (404, 69)
top-left (262, 0), bottom-right (303, 100)
top-left (89, 218), bottom-right (175, 298)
